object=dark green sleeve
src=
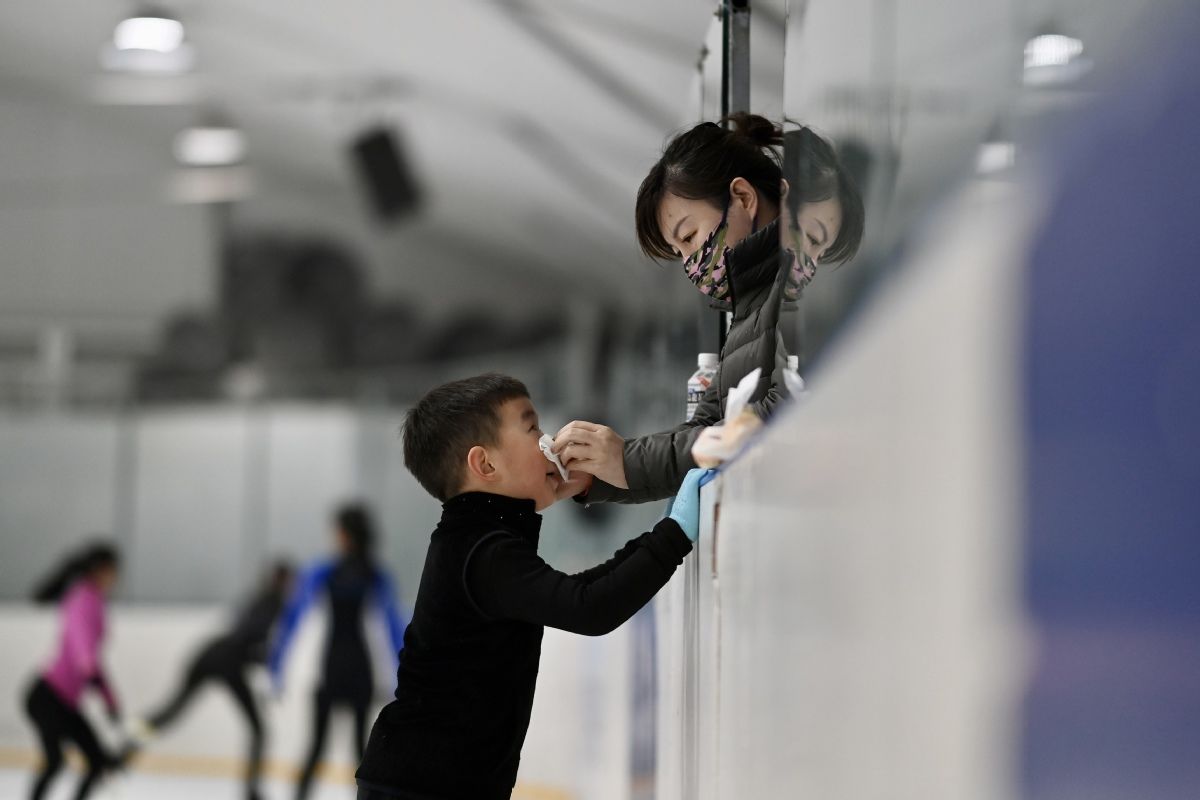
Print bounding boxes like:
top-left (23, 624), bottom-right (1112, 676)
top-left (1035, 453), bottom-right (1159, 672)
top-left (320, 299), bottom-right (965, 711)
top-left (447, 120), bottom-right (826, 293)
top-left (583, 379), bottom-right (720, 506)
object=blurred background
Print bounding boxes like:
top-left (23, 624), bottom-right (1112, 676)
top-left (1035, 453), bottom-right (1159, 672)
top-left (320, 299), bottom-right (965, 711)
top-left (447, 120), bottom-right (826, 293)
top-left (1, 0), bottom-right (1197, 799)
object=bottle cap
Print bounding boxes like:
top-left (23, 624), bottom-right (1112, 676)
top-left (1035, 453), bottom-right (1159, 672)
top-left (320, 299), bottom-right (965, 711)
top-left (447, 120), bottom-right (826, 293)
top-left (698, 353), bottom-right (719, 369)
top-left (787, 355), bottom-right (799, 371)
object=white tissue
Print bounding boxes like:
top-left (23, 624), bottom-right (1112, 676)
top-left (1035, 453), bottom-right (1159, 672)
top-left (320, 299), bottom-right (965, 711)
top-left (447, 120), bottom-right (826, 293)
top-left (783, 369), bottom-right (806, 399)
top-left (724, 367), bottom-right (762, 419)
top-left (690, 367), bottom-right (764, 467)
top-left (539, 434), bottom-right (569, 480)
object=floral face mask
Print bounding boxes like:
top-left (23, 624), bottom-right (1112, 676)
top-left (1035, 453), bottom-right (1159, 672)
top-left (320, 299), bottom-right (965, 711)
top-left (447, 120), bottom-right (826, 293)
top-left (783, 222), bottom-right (819, 302)
top-left (783, 248), bottom-right (818, 302)
top-left (681, 204), bottom-right (733, 302)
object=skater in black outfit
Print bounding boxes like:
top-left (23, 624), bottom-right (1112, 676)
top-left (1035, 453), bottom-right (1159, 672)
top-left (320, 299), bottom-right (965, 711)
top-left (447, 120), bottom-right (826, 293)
top-left (269, 504), bottom-right (406, 800)
top-left (134, 561), bottom-right (294, 800)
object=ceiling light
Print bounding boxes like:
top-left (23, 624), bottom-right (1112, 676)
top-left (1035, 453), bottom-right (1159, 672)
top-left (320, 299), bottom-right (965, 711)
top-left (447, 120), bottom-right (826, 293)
top-left (101, 9), bottom-right (193, 73)
top-left (174, 126), bottom-right (247, 167)
top-left (1024, 34), bottom-right (1082, 69)
top-left (1024, 29), bottom-right (1091, 86)
top-left (114, 14), bottom-right (184, 53)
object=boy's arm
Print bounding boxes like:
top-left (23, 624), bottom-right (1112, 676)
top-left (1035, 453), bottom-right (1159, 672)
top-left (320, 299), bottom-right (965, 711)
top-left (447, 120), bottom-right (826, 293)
top-left (464, 519), bottom-right (692, 637)
top-left (568, 536), bottom-right (646, 585)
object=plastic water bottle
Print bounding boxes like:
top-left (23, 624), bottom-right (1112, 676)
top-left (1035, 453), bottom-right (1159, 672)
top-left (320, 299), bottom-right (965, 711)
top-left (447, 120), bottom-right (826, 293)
top-left (686, 353), bottom-right (719, 421)
top-left (784, 354), bottom-right (806, 398)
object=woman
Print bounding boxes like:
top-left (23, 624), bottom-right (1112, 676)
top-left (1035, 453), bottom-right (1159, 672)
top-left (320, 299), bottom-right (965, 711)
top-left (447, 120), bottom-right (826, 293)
top-left (23, 542), bottom-right (124, 800)
top-left (269, 503), bottom-right (406, 800)
top-left (135, 561), bottom-right (294, 800)
top-left (553, 114), bottom-right (864, 504)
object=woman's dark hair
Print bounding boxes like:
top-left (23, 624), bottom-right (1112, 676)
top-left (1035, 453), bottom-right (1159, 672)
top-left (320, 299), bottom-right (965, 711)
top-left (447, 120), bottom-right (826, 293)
top-left (336, 503), bottom-right (376, 563)
top-left (782, 126), bottom-right (866, 265)
top-left (635, 113), bottom-right (784, 260)
top-left (32, 542), bottom-right (120, 604)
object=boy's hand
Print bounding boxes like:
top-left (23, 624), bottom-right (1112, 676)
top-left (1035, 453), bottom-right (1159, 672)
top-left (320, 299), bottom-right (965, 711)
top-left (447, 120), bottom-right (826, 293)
top-left (667, 468), bottom-right (714, 542)
top-left (553, 422), bottom-right (629, 489)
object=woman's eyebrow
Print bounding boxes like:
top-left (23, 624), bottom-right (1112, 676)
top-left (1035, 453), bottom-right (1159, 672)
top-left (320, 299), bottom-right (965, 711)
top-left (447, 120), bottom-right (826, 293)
top-left (814, 218), bottom-right (829, 245)
top-left (671, 215), bottom-right (690, 241)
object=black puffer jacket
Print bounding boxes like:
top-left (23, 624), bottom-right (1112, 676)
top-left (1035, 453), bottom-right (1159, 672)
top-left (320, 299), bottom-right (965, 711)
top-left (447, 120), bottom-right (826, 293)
top-left (586, 219), bottom-right (790, 505)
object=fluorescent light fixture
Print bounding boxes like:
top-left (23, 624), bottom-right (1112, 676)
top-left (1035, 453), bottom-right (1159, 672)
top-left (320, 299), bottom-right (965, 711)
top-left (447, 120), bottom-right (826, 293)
top-left (1024, 33), bottom-right (1082, 69)
top-left (173, 126), bottom-right (247, 167)
top-left (102, 10), bottom-right (193, 72)
top-left (1024, 31), bottom-right (1091, 86)
top-left (114, 15), bottom-right (184, 53)
top-left (976, 140), bottom-right (1016, 175)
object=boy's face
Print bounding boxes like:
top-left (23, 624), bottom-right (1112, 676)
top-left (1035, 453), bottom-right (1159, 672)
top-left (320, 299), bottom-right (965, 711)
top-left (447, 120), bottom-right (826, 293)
top-left (484, 396), bottom-right (563, 511)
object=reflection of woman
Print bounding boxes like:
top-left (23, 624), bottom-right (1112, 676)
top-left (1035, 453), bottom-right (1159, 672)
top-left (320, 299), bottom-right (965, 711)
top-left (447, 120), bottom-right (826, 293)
top-left (23, 543), bottom-right (124, 800)
top-left (137, 562), bottom-right (294, 800)
top-left (268, 504), bottom-right (406, 800)
top-left (781, 126), bottom-right (866, 299)
top-left (553, 115), bottom-right (864, 504)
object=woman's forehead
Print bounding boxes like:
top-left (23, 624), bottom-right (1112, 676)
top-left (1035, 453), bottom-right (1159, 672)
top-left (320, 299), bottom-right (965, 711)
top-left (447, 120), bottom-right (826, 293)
top-left (658, 193), bottom-right (720, 232)
top-left (800, 196), bottom-right (842, 225)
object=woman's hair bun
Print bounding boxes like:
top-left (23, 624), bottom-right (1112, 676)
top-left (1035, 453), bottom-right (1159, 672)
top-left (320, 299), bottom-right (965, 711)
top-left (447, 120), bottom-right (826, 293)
top-left (725, 112), bottom-right (783, 148)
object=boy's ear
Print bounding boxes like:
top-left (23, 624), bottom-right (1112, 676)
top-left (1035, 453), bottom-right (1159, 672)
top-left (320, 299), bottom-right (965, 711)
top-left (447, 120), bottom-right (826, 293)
top-left (465, 445), bottom-right (497, 482)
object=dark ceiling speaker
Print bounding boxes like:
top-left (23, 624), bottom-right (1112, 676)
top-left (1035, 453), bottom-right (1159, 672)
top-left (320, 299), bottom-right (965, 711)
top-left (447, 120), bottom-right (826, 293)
top-left (349, 126), bottom-right (422, 223)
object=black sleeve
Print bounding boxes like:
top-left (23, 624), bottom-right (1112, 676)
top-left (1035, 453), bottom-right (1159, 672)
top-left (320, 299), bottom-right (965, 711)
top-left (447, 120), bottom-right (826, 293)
top-left (233, 592), bottom-right (280, 638)
top-left (464, 519), bottom-right (693, 636)
top-left (568, 535), bottom-right (647, 585)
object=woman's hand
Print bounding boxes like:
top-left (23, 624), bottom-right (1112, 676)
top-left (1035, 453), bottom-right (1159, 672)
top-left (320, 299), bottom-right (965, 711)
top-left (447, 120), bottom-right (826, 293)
top-left (691, 411), bottom-right (763, 468)
top-left (555, 470), bottom-right (594, 501)
top-left (552, 422), bottom-right (629, 489)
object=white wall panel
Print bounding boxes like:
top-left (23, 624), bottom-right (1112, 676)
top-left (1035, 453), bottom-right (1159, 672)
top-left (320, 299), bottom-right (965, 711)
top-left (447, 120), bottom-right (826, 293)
top-left (261, 407), bottom-right (361, 566)
top-left (657, 181), bottom-right (1034, 799)
top-left (127, 410), bottom-right (253, 602)
top-left (0, 414), bottom-right (120, 599)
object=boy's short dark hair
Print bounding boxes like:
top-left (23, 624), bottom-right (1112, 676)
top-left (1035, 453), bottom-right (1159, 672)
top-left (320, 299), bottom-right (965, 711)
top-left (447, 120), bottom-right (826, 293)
top-left (403, 373), bottom-right (531, 502)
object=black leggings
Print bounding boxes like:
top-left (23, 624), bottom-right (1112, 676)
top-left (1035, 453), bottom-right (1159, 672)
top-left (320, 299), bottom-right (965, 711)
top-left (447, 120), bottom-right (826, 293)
top-left (148, 663), bottom-right (264, 800)
top-left (295, 690), bottom-right (370, 800)
top-left (24, 678), bottom-right (116, 800)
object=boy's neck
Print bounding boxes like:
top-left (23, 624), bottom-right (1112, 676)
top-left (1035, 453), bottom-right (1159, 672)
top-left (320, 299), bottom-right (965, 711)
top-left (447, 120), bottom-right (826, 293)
top-left (442, 492), bottom-right (542, 534)
top-left (455, 480), bottom-right (536, 504)
top-left (447, 488), bottom-right (537, 507)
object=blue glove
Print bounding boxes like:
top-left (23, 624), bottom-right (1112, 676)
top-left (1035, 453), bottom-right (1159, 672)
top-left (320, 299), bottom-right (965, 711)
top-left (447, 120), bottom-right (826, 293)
top-left (667, 468), bottom-right (714, 542)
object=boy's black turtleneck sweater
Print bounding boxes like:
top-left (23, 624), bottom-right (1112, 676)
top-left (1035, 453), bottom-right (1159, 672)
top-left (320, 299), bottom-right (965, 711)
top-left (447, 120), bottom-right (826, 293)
top-left (356, 492), bottom-right (692, 799)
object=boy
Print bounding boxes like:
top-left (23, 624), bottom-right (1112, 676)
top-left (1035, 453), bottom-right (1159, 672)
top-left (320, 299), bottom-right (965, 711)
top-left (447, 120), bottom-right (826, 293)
top-left (356, 374), bottom-right (706, 800)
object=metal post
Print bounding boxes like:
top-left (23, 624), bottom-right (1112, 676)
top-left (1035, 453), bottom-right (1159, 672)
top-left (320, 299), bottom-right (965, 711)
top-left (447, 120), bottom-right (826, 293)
top-left (719, 0), bottom-right (752, 351)
top-left (725, 0), bottom-right (752, 117)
